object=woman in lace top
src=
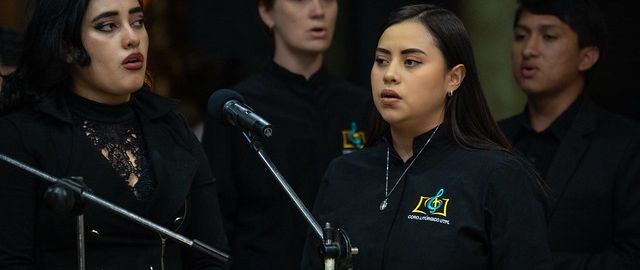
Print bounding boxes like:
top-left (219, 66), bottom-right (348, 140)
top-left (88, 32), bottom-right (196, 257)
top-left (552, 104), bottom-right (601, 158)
top-left (0, 0), bottom-right (229, 269)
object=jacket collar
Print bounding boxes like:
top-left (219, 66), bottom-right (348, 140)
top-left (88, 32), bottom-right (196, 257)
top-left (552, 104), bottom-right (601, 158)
top-left (34, 89), bottom-right (179, 123)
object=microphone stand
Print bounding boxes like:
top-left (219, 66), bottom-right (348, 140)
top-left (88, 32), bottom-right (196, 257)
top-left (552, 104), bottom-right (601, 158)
top-left (0, 153), bottom-right (231, 268)
top-left (241, 132), bottom-right (358, 270)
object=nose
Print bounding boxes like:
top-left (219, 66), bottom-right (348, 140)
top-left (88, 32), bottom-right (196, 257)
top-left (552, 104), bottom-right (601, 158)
top-left (522, 36), bottom-right (539, 58)
top-left (382, 63), bottom-right (399, 84)
top-left (309, 0), bottom-right (326, 18)
top-left (122, 24), bottom-right (141, 49)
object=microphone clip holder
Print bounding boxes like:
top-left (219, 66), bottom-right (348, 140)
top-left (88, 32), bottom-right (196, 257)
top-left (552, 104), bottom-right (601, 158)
top-left (43, 176), bottom-right (90, 216)
top-left (320, 222), bottom-right (357, 270)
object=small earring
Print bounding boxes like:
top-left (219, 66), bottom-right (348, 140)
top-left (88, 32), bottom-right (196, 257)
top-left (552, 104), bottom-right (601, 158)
top-left (448, 90), bottom-right (453, 97)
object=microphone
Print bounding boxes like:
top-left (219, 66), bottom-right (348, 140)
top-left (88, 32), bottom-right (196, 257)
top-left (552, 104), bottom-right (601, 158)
top-left (208, 89), bottom-right (273, 139)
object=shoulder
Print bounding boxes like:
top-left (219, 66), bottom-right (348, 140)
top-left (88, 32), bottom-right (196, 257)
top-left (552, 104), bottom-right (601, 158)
top-left (231, 62), bottom-right (275, 95)
top-left (328, 144), bottom-right (385, 170)
top-left (0, 110), bottom-right (59, 134)
top-left (497, 113), bottom-right (525, 138)
top-left (327, 74), bottom-right (369, 97)
top-left (594, 108), bottom-right (640, 137)
top-left (570, 102), bottom-right (640, 150)
top-left (449, 148), bottom-right (535, 182)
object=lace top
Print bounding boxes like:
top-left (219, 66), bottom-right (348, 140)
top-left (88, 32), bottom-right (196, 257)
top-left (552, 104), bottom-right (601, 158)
top-left (67, 93), bottom-right (156, 200)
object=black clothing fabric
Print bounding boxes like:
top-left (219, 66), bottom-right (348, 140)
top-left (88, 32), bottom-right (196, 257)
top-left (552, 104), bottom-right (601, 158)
top-left (500, 97), bottom-right (640, 269)
top-left (68, 93), bottom-right (156, 201)
top-left (0, 90), bottom-right (229, 269)
top-left (301, 127), bottom-right (553, 270)
top-left (201, 59), bottom-right (371, 270)
top-left (510, 94), bottom-right (581, 178)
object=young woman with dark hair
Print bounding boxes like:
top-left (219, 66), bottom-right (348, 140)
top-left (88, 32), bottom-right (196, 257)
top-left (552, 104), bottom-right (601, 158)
top-left (0, 0), bottom-right (229, 268)
top-left (301, 4), bottom-right (552, 269)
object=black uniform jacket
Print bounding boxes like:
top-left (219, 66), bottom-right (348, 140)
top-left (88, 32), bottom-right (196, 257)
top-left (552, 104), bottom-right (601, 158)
top-left (500, 97), bottom-right (640, 269)
top-left (302, 128), bottom-right (553, 270)
top-left (0, 90), bottom-right (229, 269)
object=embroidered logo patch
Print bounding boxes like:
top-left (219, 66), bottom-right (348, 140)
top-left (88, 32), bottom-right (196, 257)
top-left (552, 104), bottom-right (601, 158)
top-left (342, 121), bottom-right (365, 152)
top-left (408, 188), bottom-right (451, 225)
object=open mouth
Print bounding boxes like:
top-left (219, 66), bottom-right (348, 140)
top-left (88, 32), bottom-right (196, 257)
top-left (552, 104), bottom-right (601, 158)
top-left (122, 53), bottom-right (144, 70)
top-left (381, 89), bottom-right (400, 99)
top-left (380, 89), bottom-right (401, 105)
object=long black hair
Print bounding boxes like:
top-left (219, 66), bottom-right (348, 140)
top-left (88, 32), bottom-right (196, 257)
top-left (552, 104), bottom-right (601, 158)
top-left (367, 4), bottom-right (515, 155)
top-left (0, 0), bottom-right (148, 116)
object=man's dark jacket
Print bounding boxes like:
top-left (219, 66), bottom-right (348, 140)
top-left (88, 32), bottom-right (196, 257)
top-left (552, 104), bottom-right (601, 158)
top-left (499, 98), bottom-right (640, 269)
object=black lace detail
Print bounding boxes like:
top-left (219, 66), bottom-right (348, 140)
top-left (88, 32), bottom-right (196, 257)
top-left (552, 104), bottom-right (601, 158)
top-left (72, 115), bottom-right (156, 201)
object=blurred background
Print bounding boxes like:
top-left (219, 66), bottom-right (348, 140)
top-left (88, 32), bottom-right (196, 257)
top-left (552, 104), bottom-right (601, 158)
top-left (2, 0), bottom-right (638, 129)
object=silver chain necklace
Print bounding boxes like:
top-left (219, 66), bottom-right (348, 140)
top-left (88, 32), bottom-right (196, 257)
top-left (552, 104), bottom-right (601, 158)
top-left (380, 125), bottom-right (440, 211)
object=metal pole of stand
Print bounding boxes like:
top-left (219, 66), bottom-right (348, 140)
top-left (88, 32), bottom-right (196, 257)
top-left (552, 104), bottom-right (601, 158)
top-left (241, 133), bottom-right (357, 270)
top-left (77, 215), bottom-right (86, 270)
top-left (243, 132), bottom-right (323, 239)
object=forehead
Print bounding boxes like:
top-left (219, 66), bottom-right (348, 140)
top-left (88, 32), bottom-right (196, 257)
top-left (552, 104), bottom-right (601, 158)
top-left (516, 11), bottom-right (571, 32)
top-left (85, 0), bottom-right (141, 16)
top-left (379, 21), bottom-right (435, 47)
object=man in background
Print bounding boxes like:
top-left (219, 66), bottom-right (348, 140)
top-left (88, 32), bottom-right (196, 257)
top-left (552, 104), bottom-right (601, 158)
top-left (499, 0), bottom-right (640, 269)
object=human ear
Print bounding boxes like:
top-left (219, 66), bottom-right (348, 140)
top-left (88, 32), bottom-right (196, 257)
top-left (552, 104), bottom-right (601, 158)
top-left (578, 46), bottom-right (599, 72)
top-left (64, 45), bottom-right (78, 64)
top-left (258, 2), bottom-right (274, 30)
top-left (447, 64), bottom-right (466, 93)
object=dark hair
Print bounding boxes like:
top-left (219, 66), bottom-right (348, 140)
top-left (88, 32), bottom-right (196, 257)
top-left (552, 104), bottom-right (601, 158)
top-left (514, 0), bottom-right (607, 82)
top-left (367, 4), bottom-right (515, 154)
top-left (0, 0), bottom-right (148, 116)
top-left (0, 26), bottom-right (23, 68)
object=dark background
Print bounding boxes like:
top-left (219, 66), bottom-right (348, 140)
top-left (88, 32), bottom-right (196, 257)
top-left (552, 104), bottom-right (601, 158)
top-left (183, 0), bottom-right (639, 123)
top-left (1, 0), bottom-right (638, 124)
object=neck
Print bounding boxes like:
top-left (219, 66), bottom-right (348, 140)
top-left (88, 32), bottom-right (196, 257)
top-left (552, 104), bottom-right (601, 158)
top-left (390, 123), bottom-right (440, 162)
top-left (273, 49), bottom-right (324, 80)
top-left (527, 84), bottom-right (583, 132)
top-left (390, 132), bottom-right (414, 162)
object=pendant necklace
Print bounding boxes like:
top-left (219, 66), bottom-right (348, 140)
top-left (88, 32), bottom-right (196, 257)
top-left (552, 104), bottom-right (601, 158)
top-left (380, 125), bottom-right (440, 211)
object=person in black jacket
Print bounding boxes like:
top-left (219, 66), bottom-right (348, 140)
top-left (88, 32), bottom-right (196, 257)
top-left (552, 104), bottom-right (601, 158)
top-left (200, 0), bottom-right (371, 269)
top-left (499, 0), bottom-right (640, 269)
top-left (301, 4), bottom-right (552, 270)
top-left (0, 0), bottom-right (229, 268)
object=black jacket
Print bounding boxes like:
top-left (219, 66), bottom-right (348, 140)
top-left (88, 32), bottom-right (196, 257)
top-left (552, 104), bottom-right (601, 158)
top-left (499, 97), bottom-right (640, 269)
top-left (301, 128), bottom-right (553, 270)
top-left (0, 90), bottom-right (229, 269)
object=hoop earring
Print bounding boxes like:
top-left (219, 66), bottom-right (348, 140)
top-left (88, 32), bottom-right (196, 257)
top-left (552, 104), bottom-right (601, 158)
top-left (448, 90), bottom-right (453, 97)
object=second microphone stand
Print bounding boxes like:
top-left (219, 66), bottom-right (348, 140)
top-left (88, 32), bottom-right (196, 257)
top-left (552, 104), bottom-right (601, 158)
top-left (0, 153), bottom-right (231, 269)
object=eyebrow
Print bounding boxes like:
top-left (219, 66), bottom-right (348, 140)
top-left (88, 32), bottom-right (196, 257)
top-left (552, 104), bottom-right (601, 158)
top-left (91, 6), bottom-right (143, 23)
top-left (376, 47), bottom-right (426, 55)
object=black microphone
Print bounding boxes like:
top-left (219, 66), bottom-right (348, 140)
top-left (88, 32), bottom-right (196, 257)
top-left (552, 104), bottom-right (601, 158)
top-left (208, 89), bottom-right (273, 139)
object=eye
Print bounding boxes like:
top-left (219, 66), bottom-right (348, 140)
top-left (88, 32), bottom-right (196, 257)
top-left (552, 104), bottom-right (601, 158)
top-left (95, 22), bottom-right (117, 32)
top-left (543, 35), bottom-right (557, 41)
top-left (374, 57), bottom-right (389, 66)
top-left (131, 18), bottom-right (145, 28)
top-left (513, 29), bottom-right (529, 41)
top-left (405, 59), bottom-right (421, 67)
